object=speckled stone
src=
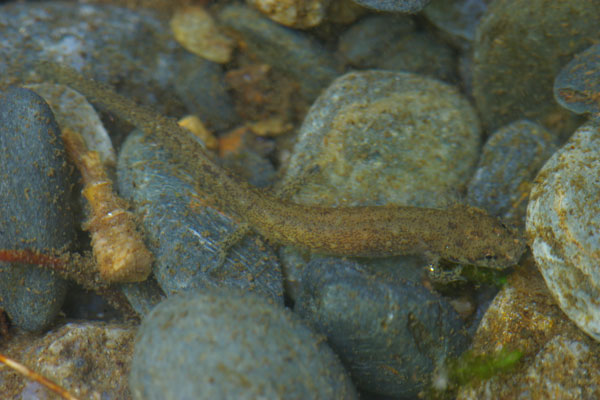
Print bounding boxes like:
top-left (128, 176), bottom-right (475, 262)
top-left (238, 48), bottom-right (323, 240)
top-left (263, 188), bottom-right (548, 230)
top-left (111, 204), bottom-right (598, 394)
top-left (0, 2), bottom-right (237, 131)
top-left (247, 0), bottom-right (331, 28)
top-left (467, 119), bottom-right (558, 228)
top-left (218, 3), bottom-right (339, 100)
top-left (295, 257), bottom-right (469, 398)
top-left (170, 5), bottom-right (234, 64)
top-left (526, 118), bottom-right (600, 342)
top-left (281, 70), bottom-right (481, 209)
top-left (130, 289), bottom-right (358, 399)
top-left (338, 15), bottom-right (457, 82)
top-left (456, 261), bottom-right (600, 399)
top-left (0, 322), bottom-right (136, 399)
top-left (350, 0), bottom-right (431, 13)
top-left (26, 82), bottom-right (117, 167)
top-left (0, 87), bottom-right (75, 331)
top-left (472, 0), bottom-right (599, 137)
top-left (117, 130), bottom-right (284, 303)
top-left (554, 43), bottom-right (600, 116)
top-left (423, 0), bottom-right (492, 46)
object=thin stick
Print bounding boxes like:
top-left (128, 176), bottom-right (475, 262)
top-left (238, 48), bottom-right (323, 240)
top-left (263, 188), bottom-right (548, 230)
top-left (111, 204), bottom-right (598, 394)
top-left (0, 352), bottom-right (80, 400)
top-left (0, 249), bottom-right (65, 270)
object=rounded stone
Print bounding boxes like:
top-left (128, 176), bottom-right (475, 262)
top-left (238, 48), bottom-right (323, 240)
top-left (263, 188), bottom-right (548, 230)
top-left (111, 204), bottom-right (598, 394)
top-left (0, 87), bottom-right (75, 331)
top-left (472, 0), bottom-right (599, 137)
top-left (282, 70), bottom-right (481, 209)
top-left (130, 289), bottom-right (358, 399)
top-left (247, 0), bottom-right (331, 29)
top-left (467, 119), bottom-right (558, 228)
top-left (526, 118), bottom-right (600, 341)
top-left (295, 257), bottom-right (469, 397)
top-left (554, 43), bottom-right (600, 116)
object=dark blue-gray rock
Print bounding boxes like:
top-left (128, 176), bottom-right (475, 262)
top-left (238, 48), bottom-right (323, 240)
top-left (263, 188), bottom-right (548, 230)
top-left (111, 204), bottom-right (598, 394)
top-left (218, 3), bottom-right (339, 101)
top-left (351, 0), bottom-right (431, 13)
top-left (0, 87), bottom-right (75, 331)
top-left (120, 278), bottom-right (166, 317)
top-left (0, 2), bottom-right (237, 130)
top-left (130, 289), bottom-right (358, 399)
top-left (554, 43), bottom-right (600, 116)
top-left (338, 15), bottom-right (457, 82)
top-left (467, 119), bottom-right (558, 229)
top-left (295, 258), bottom-right (469, 398)
top-left (117, 130), bottom-right (283, 303)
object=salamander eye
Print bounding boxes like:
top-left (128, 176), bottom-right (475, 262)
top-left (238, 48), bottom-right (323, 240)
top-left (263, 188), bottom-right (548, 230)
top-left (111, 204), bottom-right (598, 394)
top-left (485, 254), bottom-right (497, 260)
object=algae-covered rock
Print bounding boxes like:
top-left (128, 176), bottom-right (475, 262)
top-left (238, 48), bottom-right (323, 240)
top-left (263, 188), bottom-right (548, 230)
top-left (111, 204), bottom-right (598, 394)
top-left (472, 0), bottom-right (599, 137)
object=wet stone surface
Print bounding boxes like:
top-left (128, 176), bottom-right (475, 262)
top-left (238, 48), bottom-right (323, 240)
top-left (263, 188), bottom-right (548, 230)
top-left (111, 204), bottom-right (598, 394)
top-left (295, 257), bottom-right (469, 398)
top-left (457, 261), bottom-right (600, 399)
top-left (338, 15), bottom-right (457, 83)
top-left (350, 0), bottom-right (431, 13)
top-left (130, 289), bottom-right (358, 400)
top-left (117, 130), bottom-right (284, 304)
top-left (247, 0), bottom-right (331, 29)
top-left (0, 87), bottom-right (74, 331)
top-left (282, 70), bottom-right (481, 209)
top-left (526, 118), bottom-right (600, 342)
top-left (26, 82), bottom-right (117, 168)
top-left (0, 322), bottom-right (136, 399)
top-left (0, 1), bottom-right (237, 131)
top-left (554, 43), bottom-right (600, 116)
top-left (423, 0), bottom-right (492, 46)
top-left (467, 119), bottom-right (558, 229)
top-left (218, 3), bottom-right (339, 101)
top-left (472, 0), bottom-right (599, 138)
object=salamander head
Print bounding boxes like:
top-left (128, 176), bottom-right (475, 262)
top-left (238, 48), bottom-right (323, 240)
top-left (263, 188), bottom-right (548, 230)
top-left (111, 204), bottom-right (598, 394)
top-left (444, 205), bottom-right (527, 270)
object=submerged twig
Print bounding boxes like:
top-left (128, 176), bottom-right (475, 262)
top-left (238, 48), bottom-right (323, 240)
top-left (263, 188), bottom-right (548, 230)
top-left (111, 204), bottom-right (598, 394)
top-left (0, 352), bottom-right (80, 400)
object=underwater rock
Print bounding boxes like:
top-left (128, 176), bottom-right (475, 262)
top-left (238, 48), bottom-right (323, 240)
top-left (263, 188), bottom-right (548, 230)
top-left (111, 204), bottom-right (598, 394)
top-left (282, 70), bottom-right (481, 209)
top-left (0, 87), bottom-right (74, 331)
top-left (472, 0), bottom-right (599, 138)
top-left (338, 15), bottom-right (457, 82)
top-left (423, 0), bottom-right (492, 46)
top-left (295, 257), bottom-right (469, 397)
top-left (247, 0), bottom-right (331, 28)
top-left (456, 261), bottom-right (600, 399)
top-left (218, 3), bottom-right (339, 101)
top-left (130, 289), bottom-right (358, 399)
top-left (467, 119), bottom-right (558, 229)
top-left (0, 2), bottom-right (237, 130)
top-left (526, 118), bottom-right (600, 342)
top-left (554, 43), bottom-right (600, 116)
top-left (117, 130), bottom-right (283, 303)
top-left (0, 322), bottom-right (135, 399)
top-left (350, 0), bottom-right (431, 13)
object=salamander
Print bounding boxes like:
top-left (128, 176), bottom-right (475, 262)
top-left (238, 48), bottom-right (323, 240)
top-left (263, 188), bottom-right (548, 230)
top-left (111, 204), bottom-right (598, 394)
top-left (38, 62), bottom-right (526, 270)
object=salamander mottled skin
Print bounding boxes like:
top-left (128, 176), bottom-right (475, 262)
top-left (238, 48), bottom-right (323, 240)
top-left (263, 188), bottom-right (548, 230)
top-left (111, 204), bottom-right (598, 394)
top-left (39, 62), bottom-right (526, 269)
